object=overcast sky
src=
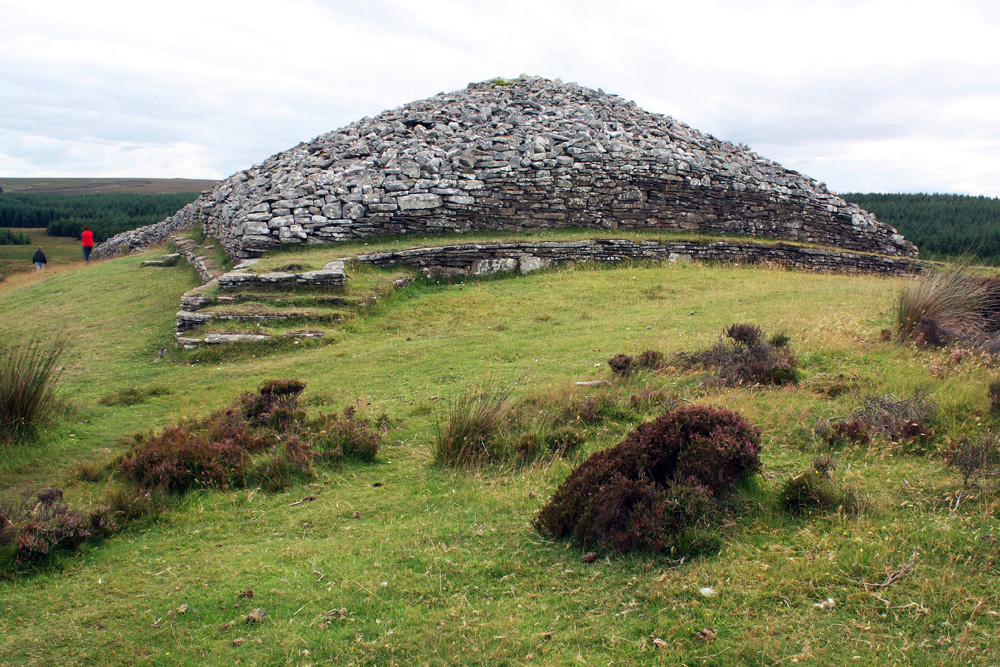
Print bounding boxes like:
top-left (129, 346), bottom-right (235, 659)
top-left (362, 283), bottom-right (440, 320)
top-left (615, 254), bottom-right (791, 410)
top-left (3, 0), bottom-right (999, 195)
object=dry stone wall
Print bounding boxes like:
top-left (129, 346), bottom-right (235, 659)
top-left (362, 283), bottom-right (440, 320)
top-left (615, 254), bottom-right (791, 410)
top-left (348, 239), bottom-right (926, 278)
top-left (96, 76), bottom-right (917, 261)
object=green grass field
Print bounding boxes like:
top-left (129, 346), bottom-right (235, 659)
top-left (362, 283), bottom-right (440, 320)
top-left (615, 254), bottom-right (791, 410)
top-left (0, 228), bottom-right (83, 278)
top-left (1, 240), bottom-right (998, 666)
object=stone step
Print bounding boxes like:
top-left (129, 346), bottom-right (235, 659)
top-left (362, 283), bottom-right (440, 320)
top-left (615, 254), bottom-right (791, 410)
top-left (175, 329), bottom-right (328, 348)
top-left (179, 290), bottom-right (360, 313)
top-left (140, 253), bottom-right (180, 268)
top-left (216, 260), bottom-right (346, 291)
top-left (176, 308), bottom-right (343, 333)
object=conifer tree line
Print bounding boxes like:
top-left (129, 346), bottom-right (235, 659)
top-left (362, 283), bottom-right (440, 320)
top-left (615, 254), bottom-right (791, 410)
top-left (0, 192), bottom-right (199, 243)
top-left (842, 193), bottom-right (1000, 263)
top-left (0, 228), bottom-right (30, 245)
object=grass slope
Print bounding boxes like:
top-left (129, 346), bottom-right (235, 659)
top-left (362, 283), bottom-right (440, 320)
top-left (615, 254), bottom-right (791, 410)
top-left (0, 229), bottom-right (82, 278)
top-left (1, 246), bottom-right (998, 666)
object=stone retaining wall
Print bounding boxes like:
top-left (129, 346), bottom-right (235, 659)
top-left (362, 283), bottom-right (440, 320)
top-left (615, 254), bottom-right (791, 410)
top-left (350, 239), bottom-right (926, 277)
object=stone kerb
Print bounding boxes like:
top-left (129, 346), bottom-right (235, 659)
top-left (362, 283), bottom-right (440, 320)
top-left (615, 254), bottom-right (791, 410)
top-left (349, 239), bottom-right (926, 278)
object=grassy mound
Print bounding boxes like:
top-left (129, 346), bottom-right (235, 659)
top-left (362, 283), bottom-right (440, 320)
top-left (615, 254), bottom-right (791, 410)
top-left (1, 242), bottom-right (999, 665)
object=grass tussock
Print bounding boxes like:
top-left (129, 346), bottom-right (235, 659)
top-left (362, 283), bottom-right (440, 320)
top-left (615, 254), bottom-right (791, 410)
top-left (894, 262), bottom-right (1000, 346)
top-left (778, 455), bottom-right (861, 516)
top-left (433, 379), bottom-right (515, 467)
top-left (0, 338), bottom-right (65, 443)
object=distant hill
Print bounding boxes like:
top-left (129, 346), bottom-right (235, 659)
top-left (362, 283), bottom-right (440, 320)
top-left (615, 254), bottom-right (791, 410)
top-left (0, 177), bottom-right (218, 195)
top-left (841, 192), bottom-right (1000, 263)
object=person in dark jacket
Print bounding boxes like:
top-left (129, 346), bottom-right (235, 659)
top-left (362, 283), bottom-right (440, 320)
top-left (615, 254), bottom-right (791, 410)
top-left (81, 227), bottom-right (94, 263)
top-left (32, 246), bottom-right (47, 271)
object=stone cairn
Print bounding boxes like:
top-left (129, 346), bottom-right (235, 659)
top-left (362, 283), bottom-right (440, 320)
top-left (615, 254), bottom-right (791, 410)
top-left (95, 75), bottom-right (917, 262)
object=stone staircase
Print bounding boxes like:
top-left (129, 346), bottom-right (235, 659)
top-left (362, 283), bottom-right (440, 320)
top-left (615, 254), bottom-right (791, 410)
top-left (157, 235), bottom-right (414, 348)
top-left (174, 260), bottom-right (350, 348)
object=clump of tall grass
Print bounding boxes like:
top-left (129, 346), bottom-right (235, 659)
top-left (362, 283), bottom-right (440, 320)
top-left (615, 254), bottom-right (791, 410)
top-left (0, 339), bottom-right (65, 443)
top-left (895, 263), bottom-right (995, 345)
top-left (778, 456), bottom-right (861, 517)
top-left (433, 379), bottom-right (514, 467)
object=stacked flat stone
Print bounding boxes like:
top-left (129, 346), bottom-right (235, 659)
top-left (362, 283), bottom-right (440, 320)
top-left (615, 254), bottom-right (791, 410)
top-left (95, 75), bottom-right (917, 261)
top-left (350, 239), bottom-right (925, 278)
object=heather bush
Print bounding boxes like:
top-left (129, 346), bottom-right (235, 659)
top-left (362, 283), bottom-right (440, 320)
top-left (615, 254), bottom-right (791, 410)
top-left (0, 338), bottom-right (65, 442)
top-left (1, 482), bottom-right (168, 573)
top-left (535, 404), bottom-right (761, 554)
top-left (120, 427), bottom-right (251, 492)
top-left (118, 380), bottom-right (319, 492)
top-left (608, 354), bottom-right (634, 375)
top-left (0, 489), bottom-right (98, 565)
top-left (769, 332), bottom-right (791, 349)
top-left (678, 323), bottom-right (798, 387)
top-left (725, 323), bottom-right (763, 349)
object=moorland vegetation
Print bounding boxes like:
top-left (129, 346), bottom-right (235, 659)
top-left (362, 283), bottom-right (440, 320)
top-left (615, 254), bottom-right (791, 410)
top-left (1, 235), bottom-right (999, 666)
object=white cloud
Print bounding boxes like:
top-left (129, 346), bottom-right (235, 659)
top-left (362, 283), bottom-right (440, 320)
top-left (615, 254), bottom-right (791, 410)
top-left (1, 0), bottom-right (998, 194)
top-left (0, 129), bottom-right (218, 178)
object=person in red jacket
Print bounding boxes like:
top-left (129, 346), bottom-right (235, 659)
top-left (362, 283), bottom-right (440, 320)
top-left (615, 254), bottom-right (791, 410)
top-left (81, 227), bottom-right (94, 263)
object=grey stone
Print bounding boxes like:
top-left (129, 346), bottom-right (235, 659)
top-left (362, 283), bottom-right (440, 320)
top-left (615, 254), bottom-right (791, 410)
top-left (94, 77), bottom-right (917, 262)
top-left (398, 194), bottom-right (443, 210)
top-left (343, 203), bottom-right (365, 220)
